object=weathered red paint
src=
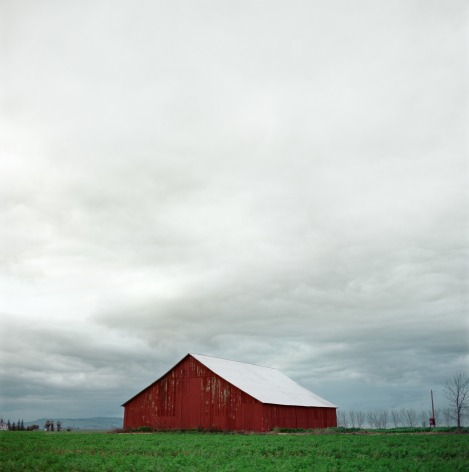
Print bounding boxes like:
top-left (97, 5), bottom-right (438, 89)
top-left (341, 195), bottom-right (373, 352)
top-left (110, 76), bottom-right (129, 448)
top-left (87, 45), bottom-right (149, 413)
top-left (123, 354), bottom-right (337, 432)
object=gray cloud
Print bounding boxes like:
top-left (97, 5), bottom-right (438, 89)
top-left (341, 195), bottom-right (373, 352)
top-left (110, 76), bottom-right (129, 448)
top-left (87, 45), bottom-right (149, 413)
top-left (0, 0), bottom-right (467, 420)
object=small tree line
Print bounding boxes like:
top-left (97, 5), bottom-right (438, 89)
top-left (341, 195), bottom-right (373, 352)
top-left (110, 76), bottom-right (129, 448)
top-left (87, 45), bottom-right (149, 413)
top-left (0, 419), bottom-right (63, 431)
top-left (0, 419), bottom-right (38, 431)
top-left (337, 408), bottom-right (457, 429)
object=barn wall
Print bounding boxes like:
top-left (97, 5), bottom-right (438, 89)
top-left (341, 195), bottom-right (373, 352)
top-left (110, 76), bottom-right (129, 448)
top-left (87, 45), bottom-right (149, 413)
top-left (262, 404), bottom-right (337, 430)
top-left (123, 355), bottom-right (264, 431)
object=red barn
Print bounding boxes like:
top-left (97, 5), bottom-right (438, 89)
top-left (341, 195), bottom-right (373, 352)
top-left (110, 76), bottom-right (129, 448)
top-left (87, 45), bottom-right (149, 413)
top-left (122, 354), bottom-right (337, 432)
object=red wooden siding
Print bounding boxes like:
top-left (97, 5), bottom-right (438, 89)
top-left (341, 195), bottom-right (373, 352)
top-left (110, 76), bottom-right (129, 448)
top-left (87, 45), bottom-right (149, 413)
top-left (262, 404), bottom-right (337, 430)
top-left (123, 354), bottom-right (337, 432)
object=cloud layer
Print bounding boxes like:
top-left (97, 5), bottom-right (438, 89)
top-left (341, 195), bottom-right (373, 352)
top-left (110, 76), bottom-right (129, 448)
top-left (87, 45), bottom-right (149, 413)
top-left (0, 0), bottom-right (467, 420)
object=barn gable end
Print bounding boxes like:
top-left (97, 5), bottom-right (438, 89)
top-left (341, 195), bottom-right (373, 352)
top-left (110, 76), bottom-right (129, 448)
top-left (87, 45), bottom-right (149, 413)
top-left (122, 354), bottom-right (337, 432)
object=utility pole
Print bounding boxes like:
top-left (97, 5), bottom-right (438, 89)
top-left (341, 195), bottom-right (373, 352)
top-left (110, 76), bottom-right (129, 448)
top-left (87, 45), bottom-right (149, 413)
top-left (430, 390), bottom-right (436, 427)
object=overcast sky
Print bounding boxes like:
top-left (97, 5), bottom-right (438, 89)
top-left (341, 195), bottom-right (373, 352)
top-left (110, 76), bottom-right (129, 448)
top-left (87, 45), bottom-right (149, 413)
top-left (1, 0), bottom-right (467, 422)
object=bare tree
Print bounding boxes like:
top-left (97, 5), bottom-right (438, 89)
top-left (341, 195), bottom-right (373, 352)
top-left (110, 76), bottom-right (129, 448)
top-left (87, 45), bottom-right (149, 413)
top-left (391, 410), bottom-right (401, 428)
top-left (404, 409), bottom-right (417, 427)
top-left (366, 411), bottom-right (379, 428)
top-left (355, 411), bottom-right (365, 429)
top-left (378, 410), bottom-right (388, 429)
top-left (348, 411), bottom-right (356, 428)
top-left (443, 372), bottom-right (469, 433)
top-left (399, 408), bottom-right (407, 426)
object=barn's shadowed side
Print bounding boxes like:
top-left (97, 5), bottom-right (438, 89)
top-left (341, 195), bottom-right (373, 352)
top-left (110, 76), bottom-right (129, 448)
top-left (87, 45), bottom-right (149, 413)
top-left (122, 354), bottom-right (337, 432)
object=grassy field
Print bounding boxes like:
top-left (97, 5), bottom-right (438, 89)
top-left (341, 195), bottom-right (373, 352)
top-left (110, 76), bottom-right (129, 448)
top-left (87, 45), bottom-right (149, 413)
top-left (1, 431), bottom-right (468, 471)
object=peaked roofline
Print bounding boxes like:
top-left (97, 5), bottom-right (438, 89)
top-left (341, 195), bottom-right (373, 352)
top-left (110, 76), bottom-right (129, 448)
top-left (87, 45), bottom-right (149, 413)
top-left (122, 353), bottom-right (336, 408)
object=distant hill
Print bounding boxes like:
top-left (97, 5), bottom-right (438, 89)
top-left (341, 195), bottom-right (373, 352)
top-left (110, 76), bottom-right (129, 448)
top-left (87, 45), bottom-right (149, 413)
top-left (24, 417), bottom-right (123, 430)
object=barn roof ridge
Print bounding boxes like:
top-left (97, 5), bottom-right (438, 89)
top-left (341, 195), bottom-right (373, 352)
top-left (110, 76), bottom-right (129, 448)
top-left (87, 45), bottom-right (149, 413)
top-left (189, 352), bottom-right (277, 370)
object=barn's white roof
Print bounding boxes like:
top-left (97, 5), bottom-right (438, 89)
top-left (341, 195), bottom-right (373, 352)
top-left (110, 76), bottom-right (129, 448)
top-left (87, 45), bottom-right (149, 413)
top-left (191, 354), bottom-right (336, 408)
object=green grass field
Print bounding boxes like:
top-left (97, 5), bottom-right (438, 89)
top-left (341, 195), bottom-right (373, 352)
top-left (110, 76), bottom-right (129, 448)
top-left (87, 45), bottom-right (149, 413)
top-left (1, 431), bottom-right (468, 471)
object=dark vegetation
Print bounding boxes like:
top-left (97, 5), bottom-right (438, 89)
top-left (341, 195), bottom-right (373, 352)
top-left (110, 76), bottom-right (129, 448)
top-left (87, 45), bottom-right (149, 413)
top-left (117, 425), bottom-right (469, 434)
top-left (1, 430), bottom-right (468, 471)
